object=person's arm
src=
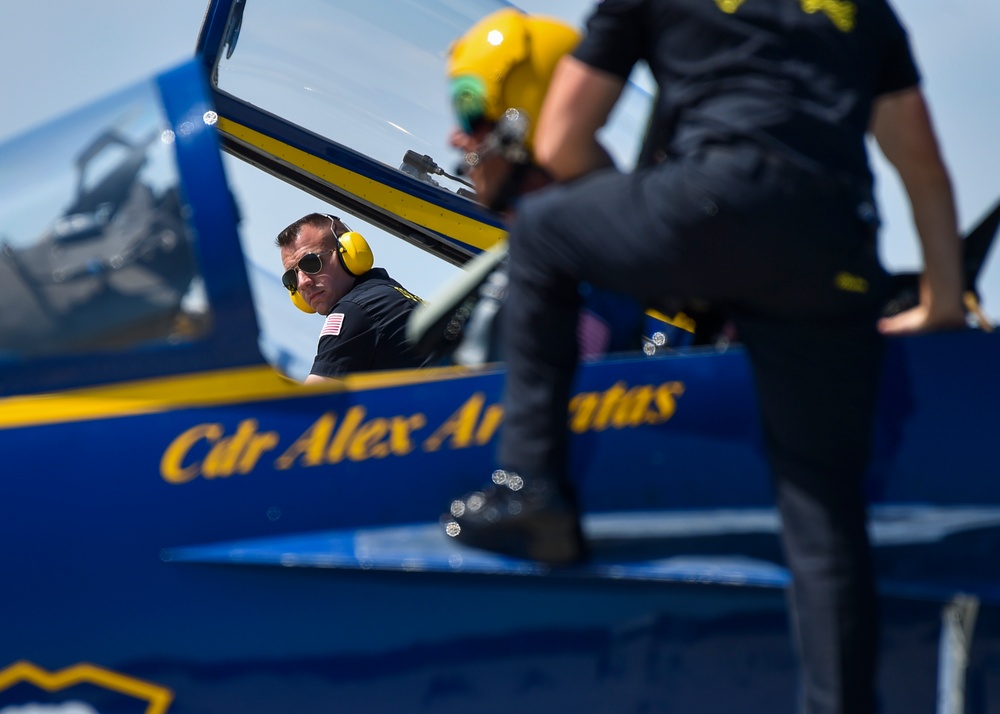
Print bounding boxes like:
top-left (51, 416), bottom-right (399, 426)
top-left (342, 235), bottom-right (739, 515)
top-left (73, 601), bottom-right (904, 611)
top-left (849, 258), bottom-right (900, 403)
top-left (304, 372), bottom-right (339, 385)
top-left (872, 87), bottom-right (965, 335)
top-left (533, 55), bottom-right (625, 182)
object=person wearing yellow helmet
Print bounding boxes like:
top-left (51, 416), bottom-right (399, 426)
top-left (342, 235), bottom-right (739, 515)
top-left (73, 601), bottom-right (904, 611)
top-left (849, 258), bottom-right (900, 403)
top-left (445, 8), bottom-right (585, 213)
top-left (442, 2), bottom-right (965, 713)
top-left (436, 8), bottom-right (648, 366)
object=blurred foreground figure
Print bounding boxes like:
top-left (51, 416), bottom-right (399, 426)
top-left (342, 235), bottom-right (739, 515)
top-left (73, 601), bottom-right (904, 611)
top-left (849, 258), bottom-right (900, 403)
top-left (442, 3), bottom-right (965, 713)
top-left (441, 9), bottom-right (646, 365)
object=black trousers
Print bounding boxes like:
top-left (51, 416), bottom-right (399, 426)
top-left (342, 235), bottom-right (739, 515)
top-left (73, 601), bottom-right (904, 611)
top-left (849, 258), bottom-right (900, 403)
top-left (499, 145), bottom-right (888, 714)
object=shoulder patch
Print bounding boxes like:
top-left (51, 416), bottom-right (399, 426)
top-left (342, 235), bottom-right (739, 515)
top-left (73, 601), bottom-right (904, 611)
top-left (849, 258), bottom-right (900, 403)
top-left (321, 312), bottom-right (346, 336)
top-left (392, 285), bottom-right (423, 303)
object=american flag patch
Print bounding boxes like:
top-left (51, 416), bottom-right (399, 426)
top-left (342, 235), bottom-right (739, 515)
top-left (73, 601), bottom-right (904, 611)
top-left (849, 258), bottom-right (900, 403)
top-left (321, 312), bottom-right (345, 336)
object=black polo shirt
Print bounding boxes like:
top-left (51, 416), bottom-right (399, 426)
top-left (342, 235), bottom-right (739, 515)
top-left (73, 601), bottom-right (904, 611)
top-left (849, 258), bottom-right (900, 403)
top-left (310, 268), bottom-right (430, 378)
top-left (574, 0), bottom-right (920, 178)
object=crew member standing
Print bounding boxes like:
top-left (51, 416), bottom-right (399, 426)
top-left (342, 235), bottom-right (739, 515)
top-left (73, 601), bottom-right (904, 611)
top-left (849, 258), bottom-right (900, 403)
top-left (443, 3), bottom-right (966, 713)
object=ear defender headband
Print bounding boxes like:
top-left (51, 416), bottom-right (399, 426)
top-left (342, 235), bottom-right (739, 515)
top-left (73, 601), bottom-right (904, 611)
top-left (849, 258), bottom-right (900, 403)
top-left (286, 214), bottom-right (375, 313)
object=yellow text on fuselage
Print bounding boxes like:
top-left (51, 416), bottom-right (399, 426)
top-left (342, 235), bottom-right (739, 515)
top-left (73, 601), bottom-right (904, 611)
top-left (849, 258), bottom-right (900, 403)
top-left (159, 380), bottom-right (686, 483)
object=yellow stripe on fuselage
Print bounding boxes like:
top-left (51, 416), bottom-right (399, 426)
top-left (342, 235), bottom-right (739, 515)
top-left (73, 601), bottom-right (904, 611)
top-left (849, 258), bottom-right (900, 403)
top-left (0, 363), bottom-right (474, 431)
top-left (217, 117), bottom-right (506, 252)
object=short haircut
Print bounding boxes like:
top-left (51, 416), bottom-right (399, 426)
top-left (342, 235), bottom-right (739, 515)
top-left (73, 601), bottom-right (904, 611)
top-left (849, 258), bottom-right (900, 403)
top-left (275, 213), bottom-right (348, 248)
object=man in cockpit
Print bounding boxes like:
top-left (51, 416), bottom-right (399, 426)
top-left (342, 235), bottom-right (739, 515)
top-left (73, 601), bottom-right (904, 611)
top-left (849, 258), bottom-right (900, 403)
top-left (441, 5), bottom-right (966, 714)
top-left (276, 213), bottom-right (431, 382)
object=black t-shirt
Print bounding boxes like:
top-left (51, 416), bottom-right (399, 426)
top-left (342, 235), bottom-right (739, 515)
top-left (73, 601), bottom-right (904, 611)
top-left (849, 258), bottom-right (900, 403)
top-left (573, 0), bottom-right (920, 178)
top-left (310, 268), bottom-right (431, 378)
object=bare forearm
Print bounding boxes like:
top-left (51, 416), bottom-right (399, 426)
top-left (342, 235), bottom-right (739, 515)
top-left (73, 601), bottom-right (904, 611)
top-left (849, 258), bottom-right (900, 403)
top-left (873, 88), bottom-right (965, 333)
top-left (305, 372), bottom-right (339, 385)
top-left (903, 166), bottom-right (963, 316)
top-left (534, 56), bottom-right (624, 181)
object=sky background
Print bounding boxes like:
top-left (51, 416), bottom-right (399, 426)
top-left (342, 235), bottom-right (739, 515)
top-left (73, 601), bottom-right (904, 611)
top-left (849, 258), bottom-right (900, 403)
top-left (1, 0), bottom-right (997, 374)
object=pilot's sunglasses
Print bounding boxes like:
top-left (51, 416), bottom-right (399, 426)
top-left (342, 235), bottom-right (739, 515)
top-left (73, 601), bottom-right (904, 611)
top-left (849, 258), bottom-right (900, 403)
top-left (282, 249), bottom-right (335, 292)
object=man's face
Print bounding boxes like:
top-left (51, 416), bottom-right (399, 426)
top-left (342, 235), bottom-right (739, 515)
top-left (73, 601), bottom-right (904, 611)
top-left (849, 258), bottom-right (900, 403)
top-left (450, 123), bottom-right (513, 210)
top-left (280, 223), bottom-right (355, 316)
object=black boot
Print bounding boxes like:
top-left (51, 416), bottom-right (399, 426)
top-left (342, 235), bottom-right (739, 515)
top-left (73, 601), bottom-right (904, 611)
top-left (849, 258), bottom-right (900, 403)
top-left (441, 469), bottom-right (587, 565)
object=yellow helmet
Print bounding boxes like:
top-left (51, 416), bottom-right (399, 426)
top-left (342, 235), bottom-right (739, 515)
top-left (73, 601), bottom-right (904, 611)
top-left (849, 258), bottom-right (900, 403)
top-left (447, 9), bottom-right (580, 149)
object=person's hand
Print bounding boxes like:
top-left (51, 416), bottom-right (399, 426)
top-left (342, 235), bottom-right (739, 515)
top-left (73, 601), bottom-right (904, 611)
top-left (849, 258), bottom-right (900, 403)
top-left (877, 303), bottom-right (965, 336)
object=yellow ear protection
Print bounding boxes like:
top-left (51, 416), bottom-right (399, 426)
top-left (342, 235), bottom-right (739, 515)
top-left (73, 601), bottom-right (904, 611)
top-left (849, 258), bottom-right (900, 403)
top-left (286, 215), bottom-right (375, 313)
top-left (324, 213), bottom-right (374, 277)
top-left (290, 290), bottom-right (315, 314)
top-left (335, 228), bottom-right (374, 276)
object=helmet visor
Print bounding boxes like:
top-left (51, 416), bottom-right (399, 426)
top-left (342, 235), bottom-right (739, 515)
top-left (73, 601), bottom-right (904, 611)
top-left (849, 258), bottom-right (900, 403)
top-left (450, 75), bottom-right (488, 135)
